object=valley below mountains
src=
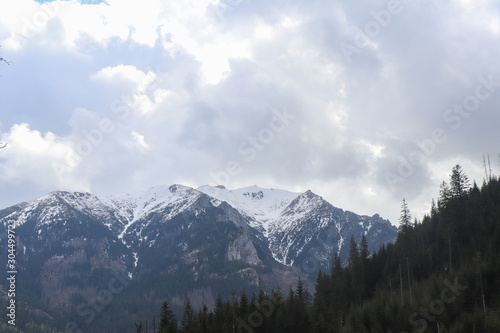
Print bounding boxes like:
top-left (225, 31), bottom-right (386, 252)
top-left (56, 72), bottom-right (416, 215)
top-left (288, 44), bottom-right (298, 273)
top-left (0, 184), bottom-right (396, 332)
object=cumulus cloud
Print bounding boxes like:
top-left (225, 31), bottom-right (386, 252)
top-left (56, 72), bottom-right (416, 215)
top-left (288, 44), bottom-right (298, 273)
top-left (1, 0), bottom-right (499, 224)
top-left (0, 123), bottom-right (89, 194)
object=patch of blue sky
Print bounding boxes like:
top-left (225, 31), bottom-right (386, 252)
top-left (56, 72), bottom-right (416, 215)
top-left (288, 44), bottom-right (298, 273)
top-left (35, 0), bottom-right (108, 4)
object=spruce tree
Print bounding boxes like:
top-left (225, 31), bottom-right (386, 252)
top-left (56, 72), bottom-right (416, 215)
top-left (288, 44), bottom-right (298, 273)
top-left (360, 234), bottom-right (370, 298)
top-left (294, 278), bottom-right (312, 332)
top-left (348, 236), bottom-right (363, 304)
top-left (399, 198), bottom-right (412, 229)
top-left (360, 235), bottom-right (369, 261)
top-left (450, 164), bottom-right (470, 199)
top-left (331, 252), bottom-right (342, 277)
top-left (439, 180), bottom-right (452, 208)
top-left (159, 301), bottom-right (177, 333)
top-left (348, 236), bottom-right (359, 268)
top-left (198, 304), bottom-right (209, 333)
top-left (180, 298), bottom-right (197, 333)
top-left (296, 277), bottom-right (311, 308)
top-left (212, 295), bottom-right (225, 333)
top-left (238, 289), bottom-right (250, 319)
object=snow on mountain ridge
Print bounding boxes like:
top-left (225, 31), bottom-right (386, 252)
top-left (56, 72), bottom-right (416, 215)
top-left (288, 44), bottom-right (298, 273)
top-left (100, 184), bottom-right (203, 240)
top-left (1, 184), bottom-right (396, 267)
top-left (265, 190), bottom-right (336, 265)
top-left (195, 185), bottom-right (348, 265)
top-left (196, 185), bottom-right (301, 235)
top-left (1, 185), bottom-right (203, 236)
top-left (102, 184), bottom-right (199, 223)
top-left (1, 190), bottom-right (114, 229)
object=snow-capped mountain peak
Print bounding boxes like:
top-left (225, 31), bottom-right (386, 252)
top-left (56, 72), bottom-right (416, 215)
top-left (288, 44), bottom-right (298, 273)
top-left (1, 184), bottom-right (397, 268)
top-left (197, 185), bottom-right (301, 234)
top-left (102, 184), bottom-right (200, 223)
top-left (0, 184), bottom-right (398, 330)
top-left (98, 184), bottom-right (203, 240)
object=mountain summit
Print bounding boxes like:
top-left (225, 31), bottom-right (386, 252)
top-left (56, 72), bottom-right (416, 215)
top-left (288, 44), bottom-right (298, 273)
top-left (197, 185), bottom-right (395, 266)
top-left (1, 184), bottom-right (396, 272)
top-left (0, 184), bottom-right (396, 331)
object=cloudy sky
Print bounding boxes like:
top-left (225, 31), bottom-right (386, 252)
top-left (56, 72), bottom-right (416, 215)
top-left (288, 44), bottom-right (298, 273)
top-left (1, 0), bottom-right (499, 224)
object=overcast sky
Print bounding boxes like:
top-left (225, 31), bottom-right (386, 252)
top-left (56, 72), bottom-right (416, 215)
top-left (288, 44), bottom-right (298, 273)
top-left (1, 0), bottom-right (499, 224)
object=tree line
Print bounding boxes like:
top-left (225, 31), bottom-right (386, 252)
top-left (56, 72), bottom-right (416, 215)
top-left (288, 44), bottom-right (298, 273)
top-left (136, 164), bottom-right (500, 332)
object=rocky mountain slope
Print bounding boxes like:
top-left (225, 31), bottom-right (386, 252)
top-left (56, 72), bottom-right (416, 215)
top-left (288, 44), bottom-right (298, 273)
top-left (0, 184), bottom-right (397, 332)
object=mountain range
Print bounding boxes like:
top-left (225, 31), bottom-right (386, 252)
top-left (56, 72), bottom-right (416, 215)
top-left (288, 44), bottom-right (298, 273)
top-left (0, 184), bottom-right (397, 332)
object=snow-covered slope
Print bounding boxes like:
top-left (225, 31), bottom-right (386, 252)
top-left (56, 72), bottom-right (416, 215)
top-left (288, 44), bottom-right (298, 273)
top-left (0, 190), bottom-right (117, 231)
top-left (197, 185), bottom-right (300, 235)
top-left (1, 185), bottom-right (201, 237)
top-left (196, 185), bottom-right (328, 265)
top-left (100, 184), bottom-right (202, 239)
top-left (196, 185), bottom-right (396, 266)
top-left (0, 184), bottom-right (399, 333)
top-left (1, 184), bottom-right (397, 268)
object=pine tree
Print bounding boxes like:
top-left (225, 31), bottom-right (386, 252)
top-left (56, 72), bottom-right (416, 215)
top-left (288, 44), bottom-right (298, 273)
top-left (348, 236), bottom-right (359, 268)
top-left (399, 198), bottom-right (412, 229)
top-left (212, 295), bottom-right (225, 333)
top-left (270, 288), bottom-right (286, 332)
top-left (360, 235), bottom-right (369, 261)
top-left (360, 234), bottom-right (370, 299)
top-left (296, 277), bottom-right (311, 308)
top-left (439, 180), bottom-right (451, 209)
top-left (294, 278), bottom-right (312, 332)
top-left (159, 301), bottom-right (177, 333)
top-left (180, 298), bottom-right (197, 333)
top-left (430, 199), bottom-right (438, 220)
top-left (198, 304), bottom-right (209, 333)
top-left (287, 286), bottom-right (295, 306)
top-left (450, 164), bottom-right (470, 199)
top-left (238, 289), bottom-right (250, 319)
top-left (331, 252), bottom-right (342, 277)
top-left (348, 236), bottom-right (363, 304)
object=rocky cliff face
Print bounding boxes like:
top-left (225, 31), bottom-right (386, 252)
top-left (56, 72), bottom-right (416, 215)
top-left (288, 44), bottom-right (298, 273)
top-left (226, 234), bottom-right (262, 266)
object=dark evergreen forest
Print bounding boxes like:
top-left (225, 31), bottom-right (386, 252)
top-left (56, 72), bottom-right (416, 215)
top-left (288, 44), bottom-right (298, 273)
top-left (135, 164), bottom-right (500, 333)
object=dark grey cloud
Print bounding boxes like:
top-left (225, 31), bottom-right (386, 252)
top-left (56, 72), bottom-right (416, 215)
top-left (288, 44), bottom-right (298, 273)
top-left (1, 0), bottom-right (499, 223)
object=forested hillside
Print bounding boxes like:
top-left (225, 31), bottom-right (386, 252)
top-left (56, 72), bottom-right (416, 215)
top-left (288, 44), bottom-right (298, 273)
top-left (137, 165), bottom-right (500, 333)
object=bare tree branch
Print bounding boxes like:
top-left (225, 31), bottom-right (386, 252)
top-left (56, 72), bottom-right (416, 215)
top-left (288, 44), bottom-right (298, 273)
top-left (1, 44), bottom-right (10, 66)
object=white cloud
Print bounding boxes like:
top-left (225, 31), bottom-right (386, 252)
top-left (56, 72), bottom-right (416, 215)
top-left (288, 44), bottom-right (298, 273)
top-left (131, 131), bottom-right (150, 152)
top-left (92, 65), bottom-right (150, 83)
top-left (1, 0), bottom-right (500, 225)
top-left (0, 123), bottom-right (88, 191)
top-left (91, 65), bottom-right (170, 114)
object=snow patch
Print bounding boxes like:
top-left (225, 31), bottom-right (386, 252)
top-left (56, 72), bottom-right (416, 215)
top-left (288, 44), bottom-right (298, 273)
top-left (197, 185), bottom-right (300, 237)
top-left (133, 252), bottom-right (138, 267)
